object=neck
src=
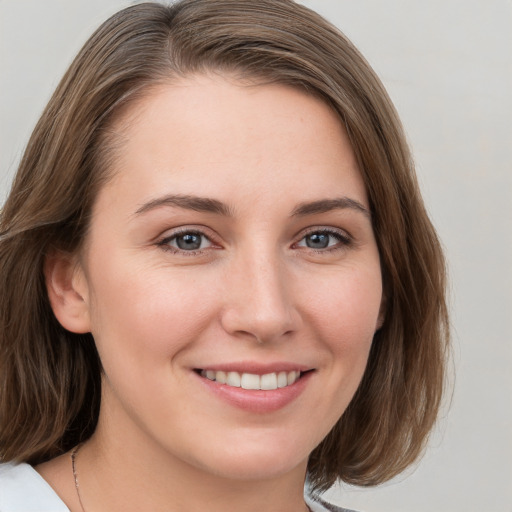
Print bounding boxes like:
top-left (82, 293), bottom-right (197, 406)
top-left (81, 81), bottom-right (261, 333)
top-left (76, 419), bottom-right (310, 512)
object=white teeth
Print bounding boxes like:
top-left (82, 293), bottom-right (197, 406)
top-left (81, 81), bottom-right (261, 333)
top-left (201, 370), bottom-right (301, 390)
top-left (226, 371), bottom-right (241, 387)
top-left (277, 371), bottom-right (288, 388)
top-left (241, 373), bottom-right (260, 390)
top-left (260, 372), bottom-right (278, 390)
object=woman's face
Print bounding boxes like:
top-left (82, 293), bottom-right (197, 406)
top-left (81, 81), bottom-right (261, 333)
top-left (72, 75), bottom-right (383, 480)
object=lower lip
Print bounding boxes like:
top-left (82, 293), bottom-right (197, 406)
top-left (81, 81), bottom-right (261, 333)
top-left (195, 371), bottom-right (313, 413)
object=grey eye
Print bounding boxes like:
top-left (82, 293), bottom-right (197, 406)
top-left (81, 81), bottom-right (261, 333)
top-left (297, 230), bottom-right (345, 250)
top-left (161, 231), bottom-right (213, 252)
top-left (304, 232), bottom-right (331, 249)
top-left (175, 233), bottom-right (204, 250)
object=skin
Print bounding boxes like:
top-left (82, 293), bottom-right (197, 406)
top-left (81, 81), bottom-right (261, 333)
top-left (39, 74), bottom-right (384, 512)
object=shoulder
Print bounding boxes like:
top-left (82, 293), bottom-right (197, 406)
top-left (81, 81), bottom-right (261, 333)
top-left (305, 492), bottom-right (359, 512)
top-left (0, 462), bottom-right (69, 512)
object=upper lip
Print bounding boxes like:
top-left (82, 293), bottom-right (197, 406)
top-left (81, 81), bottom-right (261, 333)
top-left (194, 361), bottom-right (314, 375)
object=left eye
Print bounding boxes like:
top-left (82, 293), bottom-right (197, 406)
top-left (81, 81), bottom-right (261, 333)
top-left (163, 231), bottom-right (212, 251)
top-left (296, 231), bottom-right (347, 250)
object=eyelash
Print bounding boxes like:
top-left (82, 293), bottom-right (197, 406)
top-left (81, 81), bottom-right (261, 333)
top-left (156, 227), bottom-right (352, 256)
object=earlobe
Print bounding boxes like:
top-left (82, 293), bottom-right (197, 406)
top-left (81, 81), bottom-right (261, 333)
top-left (44, 251), bottom-right (91, 334)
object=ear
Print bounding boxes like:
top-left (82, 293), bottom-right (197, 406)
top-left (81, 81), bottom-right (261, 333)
top-left (44, 250), bottom-right (91, 334)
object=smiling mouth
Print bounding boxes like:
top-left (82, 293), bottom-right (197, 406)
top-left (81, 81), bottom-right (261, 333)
top-left (198, 369), bottom-right (306, 390)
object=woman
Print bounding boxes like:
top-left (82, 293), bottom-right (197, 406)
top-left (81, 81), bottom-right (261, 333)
top-left (0, 1), bottom-right (449, 511)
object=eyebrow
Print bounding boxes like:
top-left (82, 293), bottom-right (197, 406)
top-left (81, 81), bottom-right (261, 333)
top-left (134, 194), bottom-right (233, 216)
top-left (134, 194), bottom-right (370, 219)
top-left (291, 198), bottom-right (371, 218)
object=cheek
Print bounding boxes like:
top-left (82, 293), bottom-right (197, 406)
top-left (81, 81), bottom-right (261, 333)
top-left (298, 263), bottom-right (382, 399)
top-left (85, 261), bottom-right (219, 371)
top-left (300, 263), bottom-right (383, 342)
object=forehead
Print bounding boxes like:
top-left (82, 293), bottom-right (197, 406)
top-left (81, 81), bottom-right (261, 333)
top-left (96, 74), bottom-right (368, 213)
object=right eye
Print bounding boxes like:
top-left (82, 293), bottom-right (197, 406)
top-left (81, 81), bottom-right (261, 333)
top-left (158, 230), bottom-right (214, 253)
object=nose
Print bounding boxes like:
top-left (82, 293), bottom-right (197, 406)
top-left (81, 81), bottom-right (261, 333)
top-left (220, 251), bottom-right (300, 344)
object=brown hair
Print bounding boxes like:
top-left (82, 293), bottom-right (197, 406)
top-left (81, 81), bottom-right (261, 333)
top-left (0, 0), bottom-right (449, 490)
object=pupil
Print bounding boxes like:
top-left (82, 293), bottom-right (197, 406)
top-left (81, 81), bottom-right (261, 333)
top-left (177, 233), bottom-right (201, 250)
top-left (306, 233), bottom-right (329, 249)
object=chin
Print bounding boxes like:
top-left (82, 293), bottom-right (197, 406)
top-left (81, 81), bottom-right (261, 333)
top-left (184, 436), bottom-right (311, 482)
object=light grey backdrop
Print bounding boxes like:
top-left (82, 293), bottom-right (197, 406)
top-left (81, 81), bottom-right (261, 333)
top-left (1, 1), bottom-right (511, 511)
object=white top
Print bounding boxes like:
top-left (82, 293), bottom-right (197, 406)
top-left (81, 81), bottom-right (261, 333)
top-left (0, 462), bottom-right (353, 512)
top-left (0, 463), bottom-right (69, 511)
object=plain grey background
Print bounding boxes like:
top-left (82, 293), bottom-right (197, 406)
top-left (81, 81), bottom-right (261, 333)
top-left (1, 1), bottom-right (511, 511)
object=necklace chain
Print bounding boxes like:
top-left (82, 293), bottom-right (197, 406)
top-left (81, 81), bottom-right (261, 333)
top-left (71, 444), bottom-right (86, 512)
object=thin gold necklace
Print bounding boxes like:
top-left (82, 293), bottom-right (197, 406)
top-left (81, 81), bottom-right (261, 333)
top-left (71, 444), bottom-right (312, 512)
top-left (71, 444), bottom-right (86, 512)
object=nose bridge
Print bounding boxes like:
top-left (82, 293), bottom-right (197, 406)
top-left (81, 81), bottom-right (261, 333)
top-left (221, 241), bottom-right (297, 343)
